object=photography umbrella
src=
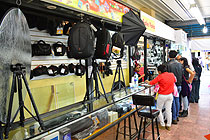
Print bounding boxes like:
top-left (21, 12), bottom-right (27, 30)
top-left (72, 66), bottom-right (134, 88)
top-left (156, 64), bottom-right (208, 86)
top-left (121, 10), bottom-right (146, 46)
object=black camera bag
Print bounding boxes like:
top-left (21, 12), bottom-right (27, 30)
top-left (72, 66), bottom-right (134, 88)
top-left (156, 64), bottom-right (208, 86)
top-left (32, 65), bottom-right (48, 76)
top-left (58, 64), bottom-right (69, 75)
top-left (75, 64), bottom-right (85, 76)
top-left (112, 32), bottom-right (125, 58)
top-left (47, 65), bottom-right (59, 76)
top-left (52, 41), bottom-right (66, 56)
top-left (68, 63), bottom-right (76, 73)
top-left (67, 22), bottom-right (95, 59)
top-left (95, 28), bottom-right (112, 59)
top-left (32, 40), bottom-right (51, 56)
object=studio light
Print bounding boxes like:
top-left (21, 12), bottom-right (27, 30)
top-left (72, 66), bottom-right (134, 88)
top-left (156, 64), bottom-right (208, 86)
top-left (203, 25), bottom-right (208, 33)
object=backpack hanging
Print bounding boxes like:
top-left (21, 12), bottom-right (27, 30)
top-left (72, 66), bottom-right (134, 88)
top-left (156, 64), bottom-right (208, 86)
top-left (52, 41), bottom-right (66, 56)
top-left (94, 28), bottom-right (112, 60)
top-left (112, 32), bottom-right (124, 58)
top-left (67, 22), bottom-right (95, 59)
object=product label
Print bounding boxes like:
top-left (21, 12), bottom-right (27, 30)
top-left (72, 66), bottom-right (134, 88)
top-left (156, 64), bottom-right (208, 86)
top-left (61, 68), bottom-right (65, 74)
top-left (56, 47), bottom-right (62, 52)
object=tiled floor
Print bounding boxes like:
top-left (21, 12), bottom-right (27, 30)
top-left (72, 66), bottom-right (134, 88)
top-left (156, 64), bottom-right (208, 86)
top-left (94, 70), bottom-right (210, 140)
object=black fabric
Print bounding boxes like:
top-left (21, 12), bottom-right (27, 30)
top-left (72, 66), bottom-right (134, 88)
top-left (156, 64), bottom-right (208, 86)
top-left (94, 28), bottom-right (112, 59)
top-left (68, 63), bottom-right (76, 73)
top-left (67, 22), bottom-right (95, 59)
top-left (68, 117), bottom-right (93, 135)
top-left (181, 76), bottom-right (190, 97)
top-left (121, 10), bottom-right (146, 46)
top-left (183, 65), bottom-right (190, 80)
top-left (132, 46), bottom-right (141, 60)
top-left (58, 64), bottom-right (69, 75)
top-left (166, 59), bottom-right (183, 86)
top-left (52, 41), bottom-right (66, 56)
top-left (47, 65), bottom-right (59, 76)
top-left (32, 65), bottom-right (48, 76)
top-left (32, 40), bottom-right (51, 56)
top-left (193, 66), bottom-right (202, 81)
top-left (75, 64), bottom-right (85, 76)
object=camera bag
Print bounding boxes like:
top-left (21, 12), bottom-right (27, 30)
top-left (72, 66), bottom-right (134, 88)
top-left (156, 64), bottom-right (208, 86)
top-left (52, 41), bottom-right (66, 56)
top-left (58, 64), bottom-right (69, 75)
top-left (67, 22), bottom-right (95, 59)
top-left (47, 65), bottom-right (59, 76)
top-left (32, 40), bottom-right (51, 56)
top-left (94, 28), bottom-right (112, 59)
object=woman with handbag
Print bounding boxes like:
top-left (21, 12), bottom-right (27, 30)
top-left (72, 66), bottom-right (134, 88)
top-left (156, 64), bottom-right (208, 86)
top-left (190, 58), bottom-right (202, 103)
top-left (179, 57), bottom-right (195, 117)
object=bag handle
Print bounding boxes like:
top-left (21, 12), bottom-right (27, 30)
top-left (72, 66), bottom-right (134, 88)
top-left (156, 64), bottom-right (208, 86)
top-left (55, 41), bottom-right (64, 46)
top-left (37, 40), bottom-right (46, 45)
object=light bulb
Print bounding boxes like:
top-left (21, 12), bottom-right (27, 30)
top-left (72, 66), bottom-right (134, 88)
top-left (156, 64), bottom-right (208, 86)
top-left (203, 26), bottom-right (208, 33)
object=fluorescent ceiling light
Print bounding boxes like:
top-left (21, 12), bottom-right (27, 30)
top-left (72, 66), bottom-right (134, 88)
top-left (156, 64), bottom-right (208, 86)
top-left (189, 5), bottom-right (205, 25)
top-left (203, 26), bottom-right (208, 33)
top-left (188, 0), bottom-right (195, 4)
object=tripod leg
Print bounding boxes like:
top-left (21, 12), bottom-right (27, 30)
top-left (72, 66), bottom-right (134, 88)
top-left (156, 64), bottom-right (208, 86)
top-left (96, 70), bottom-right (109, 103)
top-left (17, 74), bottom-right (25, 127)
top-left (111, 66), bottom-right (119, 94)
top-left (21, 73), bottom-right (44, 130)
top-left (4, 72), bottom-right (16, 139)
top-left (118, 66), bottom-right (121, 90)
top-left (120, 66), bottom-right (127, 94)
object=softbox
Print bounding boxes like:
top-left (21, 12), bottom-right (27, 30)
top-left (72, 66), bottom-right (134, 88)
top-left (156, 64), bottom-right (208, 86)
top-left (121, 10), bottom-right (146, 46)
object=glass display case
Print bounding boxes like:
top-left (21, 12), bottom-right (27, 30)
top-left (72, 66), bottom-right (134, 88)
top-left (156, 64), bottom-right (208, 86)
top-left (5, 84), bottom-right (154, 140)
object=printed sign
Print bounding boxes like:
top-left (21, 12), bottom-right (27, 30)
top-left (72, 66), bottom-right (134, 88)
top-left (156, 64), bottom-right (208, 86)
top-left (142, 15), bottom-right (155, 32)
top-left (47, 0), bottom-right (129, 22)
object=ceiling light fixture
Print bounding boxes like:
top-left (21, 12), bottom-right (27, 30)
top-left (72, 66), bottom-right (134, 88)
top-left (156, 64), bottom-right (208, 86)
top-left (46, 5), bottom-right (57, 10)
top-left (203, 25), bottom-right (208, 33)
top-left (189, 4), bottom-right (205, 25)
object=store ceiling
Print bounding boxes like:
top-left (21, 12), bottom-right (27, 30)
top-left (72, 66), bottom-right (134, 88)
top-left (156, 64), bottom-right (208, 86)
top-left (133, 0), bottom-right (210, 37)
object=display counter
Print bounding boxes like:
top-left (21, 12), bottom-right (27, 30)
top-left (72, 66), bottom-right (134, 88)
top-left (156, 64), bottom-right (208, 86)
top-left (5, 85), bottom-right (154, 140)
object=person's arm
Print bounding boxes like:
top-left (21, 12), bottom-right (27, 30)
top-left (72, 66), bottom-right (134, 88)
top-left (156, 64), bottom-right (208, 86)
top-left (138, 74), bottom-right (145, 80)
top-left (186, 68), bottom-right (195, 83)
top-left (145, 76), bottom-right (159, 85)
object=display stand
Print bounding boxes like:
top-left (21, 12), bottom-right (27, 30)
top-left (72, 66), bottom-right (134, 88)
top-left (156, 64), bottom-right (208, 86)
top-left (111, 60), bottom-right (127, 95)
top-left (84, 59), bottom-right (109, 103)
top-left (4, 64), bottom-right (44, 139)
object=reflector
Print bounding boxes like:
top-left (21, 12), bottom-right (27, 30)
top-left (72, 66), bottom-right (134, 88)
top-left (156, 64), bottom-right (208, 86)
top-left (0, 8), bottom-right (31, 123)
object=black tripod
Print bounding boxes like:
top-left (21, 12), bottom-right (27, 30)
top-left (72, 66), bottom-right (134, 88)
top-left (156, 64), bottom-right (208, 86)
top-left (111, 60), bottom-right (127, 94)
top-left (84, 60), bottom-right (109, 103)
top-left (4, 64), bottom-right (44, 139)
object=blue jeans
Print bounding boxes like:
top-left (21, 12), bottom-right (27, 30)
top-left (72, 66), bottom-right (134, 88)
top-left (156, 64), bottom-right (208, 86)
top-left (172, 86), bottom-right (181, 120)
top-left (190, 81), bottom-right (200, 102)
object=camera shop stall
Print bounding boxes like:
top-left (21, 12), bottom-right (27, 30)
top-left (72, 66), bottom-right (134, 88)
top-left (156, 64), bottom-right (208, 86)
top-left (129, 11), bottom-right (175, 82)
top-left (0, 0), bottom-right (153, 139)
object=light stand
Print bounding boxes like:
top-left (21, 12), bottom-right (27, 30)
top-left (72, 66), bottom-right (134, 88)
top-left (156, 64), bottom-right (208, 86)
top-left (111, 60), bottom-right (127, 94)
top-left (4, 63), bottom-right (44, 139)
top-left (84, 60), bottom-right (109, 103)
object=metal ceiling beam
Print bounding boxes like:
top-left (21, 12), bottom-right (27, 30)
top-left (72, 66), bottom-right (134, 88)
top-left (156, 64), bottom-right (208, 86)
top-left (135, 0), bottom-right (170, 20)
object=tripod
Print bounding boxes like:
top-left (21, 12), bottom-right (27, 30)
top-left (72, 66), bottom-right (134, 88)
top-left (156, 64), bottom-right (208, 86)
top-left (111, 60), bottom-right (127, 94)
top-left (84, 60), bottom-right (109, 103)
top-left (4, 64), bottom-right (44, 139)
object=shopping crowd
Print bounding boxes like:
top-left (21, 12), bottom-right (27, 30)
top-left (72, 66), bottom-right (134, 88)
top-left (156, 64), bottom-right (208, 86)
top-left (143, 50), bottom-right (202, 131)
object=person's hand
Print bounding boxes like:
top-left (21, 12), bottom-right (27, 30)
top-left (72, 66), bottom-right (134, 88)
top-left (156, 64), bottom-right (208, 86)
top-left (142, 74), bottom-right (145, 77)
top-left (145, 80), bottom-right (150, 84)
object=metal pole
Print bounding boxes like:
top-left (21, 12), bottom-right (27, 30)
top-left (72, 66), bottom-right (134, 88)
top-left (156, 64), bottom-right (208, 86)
top-left (128, 46), bottom-right (132, 83)
top-left (163, 40), bottom-right (166, 63)
top-left (144, 36), bottom-right (148, 80)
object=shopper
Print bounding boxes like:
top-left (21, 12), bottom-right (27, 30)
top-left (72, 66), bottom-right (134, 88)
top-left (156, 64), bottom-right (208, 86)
top-left (166, 50), bottom-right (183, 124)
top-left (134, 63), bottom-right (145, 82)
top-left (176, 54), bottom-right (183, 111)
top-left (145, 64), bottom-right (176, 131)
top-left (179, 57), bottom-right (195, 117)
top-left (190, 58), bottom-right (202, 103)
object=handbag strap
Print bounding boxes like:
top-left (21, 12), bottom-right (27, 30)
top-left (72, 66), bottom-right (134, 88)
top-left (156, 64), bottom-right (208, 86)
top-left (182, 75), bottom-right (189, 84)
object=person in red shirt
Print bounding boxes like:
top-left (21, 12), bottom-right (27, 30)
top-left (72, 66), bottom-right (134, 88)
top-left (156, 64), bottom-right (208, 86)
top-left (145, 64), bottom-right (176, 131)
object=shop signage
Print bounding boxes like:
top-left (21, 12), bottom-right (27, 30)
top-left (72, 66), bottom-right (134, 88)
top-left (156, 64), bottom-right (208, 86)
top-left (44, 0), bottom-right (129, 22)
top-left (141, 15), bottom-right (155, 32)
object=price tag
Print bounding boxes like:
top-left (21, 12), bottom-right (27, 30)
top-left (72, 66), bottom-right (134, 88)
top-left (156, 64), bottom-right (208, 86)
top-left (48, 69), bottom-right (53, 74)
top-left (61, 68), bottom-right (65, 74)
top-left (56, 47), bottom-right (62, 52)
top-left (78, 69), bottom-right (81, 73)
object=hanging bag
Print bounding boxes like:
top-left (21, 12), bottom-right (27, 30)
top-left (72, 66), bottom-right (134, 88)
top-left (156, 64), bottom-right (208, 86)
top-left (67, 22), bottom-right (95, 59)
top-left (32, 40), bottom-right (51, 56)
top-left (94, 28), bottom-right (112, 59)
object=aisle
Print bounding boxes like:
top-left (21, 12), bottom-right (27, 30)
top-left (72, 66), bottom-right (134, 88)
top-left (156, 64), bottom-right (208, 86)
top-left (156, 70), bottom-right (210, 140)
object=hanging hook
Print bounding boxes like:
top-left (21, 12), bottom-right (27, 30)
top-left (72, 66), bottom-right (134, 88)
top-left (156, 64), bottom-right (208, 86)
top-left (16, 0), bottom-right (22, 6)
top-left (101, 19), bottom-right (104, 27)
top-left (80, 13), bottom-right (84, 22)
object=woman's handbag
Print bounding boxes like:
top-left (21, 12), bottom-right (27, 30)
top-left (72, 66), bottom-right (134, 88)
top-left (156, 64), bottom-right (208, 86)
top-left (32, 40), bottom-right (51, 56)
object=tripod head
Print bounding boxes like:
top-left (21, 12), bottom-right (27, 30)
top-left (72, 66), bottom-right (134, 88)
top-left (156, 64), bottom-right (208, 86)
top-left (10, 63), bottom-right (26, 72)
top-left (117, 60), bottom-right (122, 66)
